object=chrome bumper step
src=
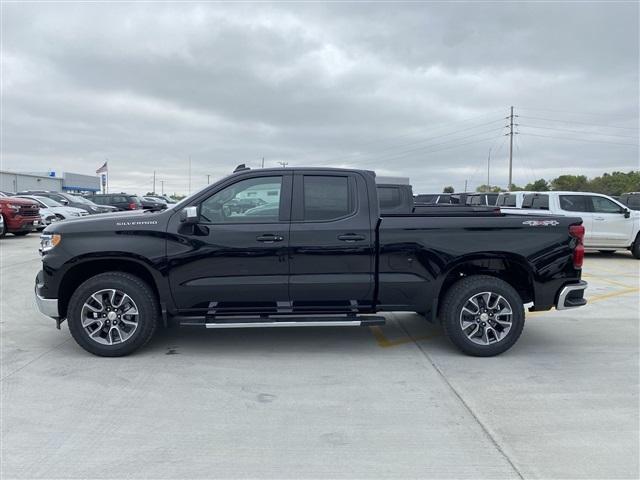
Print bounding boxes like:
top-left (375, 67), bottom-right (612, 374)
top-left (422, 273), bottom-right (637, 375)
top-left (178, 315), bottom-right (386, 329)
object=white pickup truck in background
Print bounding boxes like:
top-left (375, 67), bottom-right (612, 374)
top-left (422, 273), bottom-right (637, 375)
top-left (501, 191), bottom-right (640, 258)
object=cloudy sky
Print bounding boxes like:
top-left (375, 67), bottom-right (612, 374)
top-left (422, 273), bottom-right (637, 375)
top-left (2, 2), bottom-right (638, 195)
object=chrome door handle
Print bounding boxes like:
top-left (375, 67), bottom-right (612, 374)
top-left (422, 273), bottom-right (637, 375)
top-left (594, 217), bottom-right (605, 221)
top-left (256, 234), bottom-right (284, 243)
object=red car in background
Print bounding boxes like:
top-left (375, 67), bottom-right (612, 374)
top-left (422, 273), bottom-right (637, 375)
top-left (0, 193), bottom-right (40, 237)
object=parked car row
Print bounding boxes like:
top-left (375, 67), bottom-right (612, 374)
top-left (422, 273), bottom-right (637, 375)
top-left (415, 192), bottom-right (499, 206)
top-left (0, 189), bottom-right (175, 237)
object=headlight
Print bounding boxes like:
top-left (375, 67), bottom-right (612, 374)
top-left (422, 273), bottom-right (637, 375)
top-left (69, 212), bottom-right (79, 217)
top-left (40, 233), bottom-right (61, 254)
top-left (7, 203), bottom-right (20, 212)
top-left (90, 206), bottom-right (99, 211)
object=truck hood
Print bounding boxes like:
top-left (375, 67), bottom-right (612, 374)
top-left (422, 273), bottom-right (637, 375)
top-left (44, 209), bottom-right (171, 234)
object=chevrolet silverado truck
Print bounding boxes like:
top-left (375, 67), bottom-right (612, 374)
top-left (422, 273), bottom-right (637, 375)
top-left (0, 193), bottom-right (40, 236)
top-left (35, 166), bottom-right (588, 357)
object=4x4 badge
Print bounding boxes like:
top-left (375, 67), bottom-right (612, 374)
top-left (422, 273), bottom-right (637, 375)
top-left (522, 220), bottom-right (560, 226)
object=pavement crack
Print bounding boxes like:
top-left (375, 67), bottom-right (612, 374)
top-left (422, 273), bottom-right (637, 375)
top-left (396, 316), bottom-right (525, 480)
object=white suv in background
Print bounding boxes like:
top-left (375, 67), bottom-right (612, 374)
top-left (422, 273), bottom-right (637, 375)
top-left (501, 191), bottom-right (640, 258)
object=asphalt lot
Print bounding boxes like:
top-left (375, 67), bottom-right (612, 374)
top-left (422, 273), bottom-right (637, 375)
top-left (1, 234), bottom-right (638, 479)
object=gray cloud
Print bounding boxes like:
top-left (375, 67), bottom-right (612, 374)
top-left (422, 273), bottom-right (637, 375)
top-left (1, 2), bottom-right (638, 195)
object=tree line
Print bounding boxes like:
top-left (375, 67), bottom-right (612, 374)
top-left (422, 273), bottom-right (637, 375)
top-left (444, 170), bottom-right (639, 196)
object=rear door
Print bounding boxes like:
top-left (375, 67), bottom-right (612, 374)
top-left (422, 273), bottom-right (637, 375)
top-left (558, 195), bottom-right (594, 245)
top-left (588, 195), bottom-right (634, 246)
top-left (289, 171), bottom-right (374, 313)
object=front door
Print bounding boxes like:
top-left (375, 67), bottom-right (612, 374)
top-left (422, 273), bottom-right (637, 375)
top-left (288, 172), bottom-right (375, 313)
top-left (589, 195), bottom-right (634, 247)
top-left (167, 173), bottom-right (293, 315)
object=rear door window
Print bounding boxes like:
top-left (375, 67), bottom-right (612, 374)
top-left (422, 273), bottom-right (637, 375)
top-left (303, 175), bottom-right (355, 221)
top-left (559, 195), bottom-right (590, 212)
top-left (522, 194), bottom-right (549, 209)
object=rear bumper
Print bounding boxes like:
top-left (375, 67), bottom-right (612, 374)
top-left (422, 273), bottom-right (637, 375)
top-left (35, 272), bottom-right (59, 319)
top-left (556, 280), bottom-right (588, 310)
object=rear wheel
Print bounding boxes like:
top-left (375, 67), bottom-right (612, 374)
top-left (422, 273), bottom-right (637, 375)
top-left (0, 215), bottom-right (6, 237)
top-left (440, 275), bottom-right (525, 357)
top-left (67, 272), bottom-right (159, 356)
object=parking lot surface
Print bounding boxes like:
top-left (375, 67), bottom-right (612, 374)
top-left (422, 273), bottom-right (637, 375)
top-left (1, 234), bottom-right (638, 479)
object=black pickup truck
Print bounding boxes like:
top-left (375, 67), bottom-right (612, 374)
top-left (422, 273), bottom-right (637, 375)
top-left (35, 166), bottom-right (587, 357)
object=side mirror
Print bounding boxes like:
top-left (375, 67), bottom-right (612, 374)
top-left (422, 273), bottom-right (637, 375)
top-left (60, 199), bottom-right (69, 205)
top-left (180, 206), bottom-right (199, 223)
top-left (623, 209), bottom-right (631, 218)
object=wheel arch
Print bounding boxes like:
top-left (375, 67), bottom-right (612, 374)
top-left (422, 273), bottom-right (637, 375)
top-left (58, 258), bottom-right (164, 320)
top-left (431, 253), bottom-right (535, 322)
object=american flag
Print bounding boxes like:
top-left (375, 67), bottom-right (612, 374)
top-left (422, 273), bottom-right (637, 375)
top-left (96, 162), bottom-right (108, 174)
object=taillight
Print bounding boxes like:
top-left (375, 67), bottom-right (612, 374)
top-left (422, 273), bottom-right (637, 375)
top-left (569, 224), bottom-right (585, 269)
top-left (128, 202), bottom-right (138, 210)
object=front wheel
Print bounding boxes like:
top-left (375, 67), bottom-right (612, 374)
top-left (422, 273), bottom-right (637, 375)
top-left (67, 272), bottom-right (159, 356)
top-left (440, 275), bottom-right (525, 357)
top-left (632, 234), bottom-right (640, 259)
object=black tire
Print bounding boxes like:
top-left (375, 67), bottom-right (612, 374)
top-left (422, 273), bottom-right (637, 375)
top-left (598, 250), bottom-right (616, 255)
top-left (67, 272), bottom-right (159, 356)
top-left (0, 215), bottom-right (6, 238)
top-left (440, 275), bottom-right (525, 357)
top-left (13, 231), bottom-right (30, 236)
top-left (632, 234), bottom-right (640, 260)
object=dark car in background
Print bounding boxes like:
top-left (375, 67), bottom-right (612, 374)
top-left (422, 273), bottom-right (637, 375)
top-left (86, 193), bottom-right (143, 211)
top-left (465, 193), bottom-right (499, 206)
top-left (17, 191), bottom-right (117, 215)
top-left (619, 192), bottom-right (640, 211)
top-left (141, 197), bottom-right (168, 211)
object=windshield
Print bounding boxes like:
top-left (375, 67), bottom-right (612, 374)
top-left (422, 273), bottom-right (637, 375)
top-left (35, 196), bottom-right (63, 207)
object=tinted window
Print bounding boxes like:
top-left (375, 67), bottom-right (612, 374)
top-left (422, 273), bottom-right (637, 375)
top-left (415, 194), bottom-right (437, 204)
top-left (625, 195), bottom-right (640, 210)
top-left (303, 176), bottom-right (353, 221)
top-left (591, 196), bottom-right (622, 213)
top-left (497, 194), bottom-right (516, 207)
top-left (436, 194), bottom-right (451, 204)
top-left (486, 194), bottom-right (499, 205)
top-left (377, 187), bottom-right (402, 209)
top-left (200, 176), bottom-right (282, 223)
top-left (522, 194), bottom-right (549, 209)
top-left (559, 195), bottom-right (589, 212)
top-left (469, 195), bottom-right (482, 205)
top-left (91, 196), bottom-right (105, 204)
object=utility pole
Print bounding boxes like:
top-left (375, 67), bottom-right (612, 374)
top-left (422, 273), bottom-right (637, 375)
top-left (261, 157), bottom-right (265, 168)
top-left (506, 106), bottom-right (518, 191)
top-left (464, 179), bottom-right (468, 192)
top-left (188, 155), bottom-right (192, 194)
top-left (153, 170), bottom-right (156, 194)
top-left (207, 174), bottom-right (210, 185)
top-left (161, 180), bottom-right (164, 195)
top-left (278, 161), bottom-right (288, 168)
top-left (487, 148), bottom-right (491, 187)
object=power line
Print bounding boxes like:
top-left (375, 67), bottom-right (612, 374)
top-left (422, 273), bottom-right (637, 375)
top-left (381, 134), bottom-right (503, 163)
top-left (519, 132), bottom-right (639, 147)
top-left (346, 127), bottom-right (506, 164)
top-left (519, 123), bottom-right (639, 139)
top-left (519, 115), bottom-right (638, 131)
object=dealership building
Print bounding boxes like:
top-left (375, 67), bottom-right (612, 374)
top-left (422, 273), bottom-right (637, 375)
top-left (0, 170), bottom-right (100, 194)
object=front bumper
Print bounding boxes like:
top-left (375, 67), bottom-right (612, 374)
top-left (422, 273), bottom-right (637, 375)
top-left (556, 280), bottom-right (588, 310)
top-left (35, 272), bottom-right (60, 320)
